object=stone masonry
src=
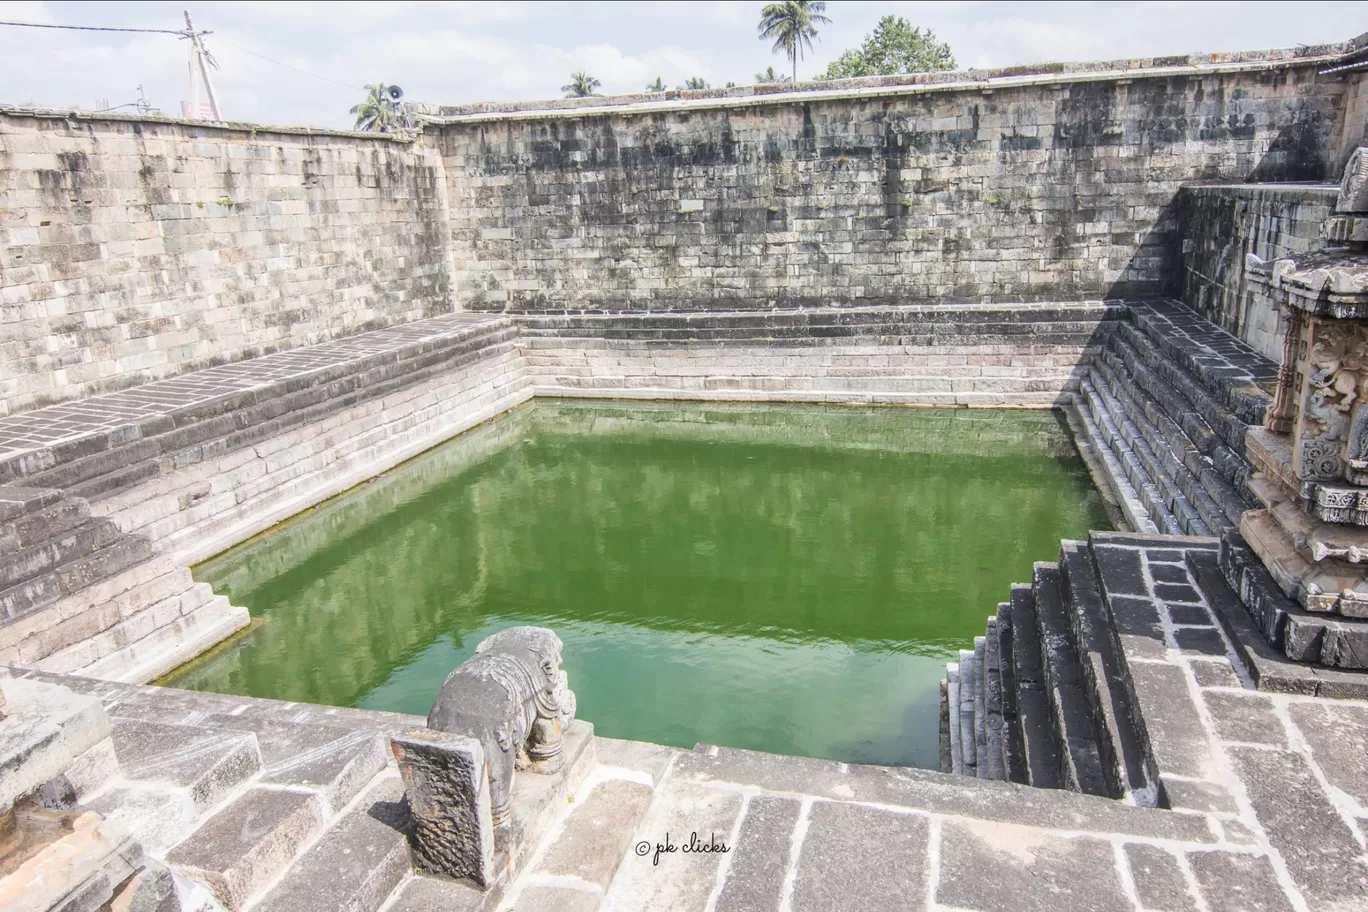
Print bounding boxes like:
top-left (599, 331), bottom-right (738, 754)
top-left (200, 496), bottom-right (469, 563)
top-left (432, 45), bottom-right (1354, 315)
top-left (0, 110), bottom-right (456, 416)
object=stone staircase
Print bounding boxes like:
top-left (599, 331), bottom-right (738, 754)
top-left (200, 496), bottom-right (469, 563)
top-left (8, 668), bottom-right (674, 912)
top-left (945, 536), bottom-right (1153, 803)
top-left (1071, 300), bottom-right (1273, 538)
top-left (0, 314), bottom-right (526, 681)
top-left (517, 303), bottom-right (1121, 407)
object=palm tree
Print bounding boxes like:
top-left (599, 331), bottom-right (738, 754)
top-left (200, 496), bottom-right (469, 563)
top-left (754, 65), bottom-right (792, 84)
top-left (680, 77), bottom-right (709, 90)
top-left (757, 1), bottom-right (831, 82)
top-left (349, 83), bottom-right (401, 132)
top-left (561, 72), bottom-right (601, 97)
top-left (646, 77), bottom-right (666, 92)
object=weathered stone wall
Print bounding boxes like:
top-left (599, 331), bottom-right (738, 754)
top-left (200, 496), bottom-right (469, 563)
top-left (0, 110), bottom-right (456, 416)
top-left (434, 54), bottom-right (1349, 315)
top-left (1172, 184), bottom-right (1338, 360)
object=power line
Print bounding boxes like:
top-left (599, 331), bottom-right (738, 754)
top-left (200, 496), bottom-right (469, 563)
top-left (0, 19), bottom-right (186, 36)
top-left (0, 17), bottom-right (363, 93)
top-left (215, 37), bottom-right (363, 91)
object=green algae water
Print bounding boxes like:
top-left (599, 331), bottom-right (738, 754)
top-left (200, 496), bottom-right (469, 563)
top-left (165, 401), bottom-right (1110, 769)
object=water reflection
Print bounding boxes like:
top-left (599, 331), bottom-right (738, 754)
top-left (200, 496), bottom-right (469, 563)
top-left (165, 401), bottom-right (1110, 768)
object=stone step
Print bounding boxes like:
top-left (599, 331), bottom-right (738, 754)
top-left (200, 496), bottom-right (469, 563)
top-left (1216, 530), bottom-right (1368, 670)
top-left (1099, 336), bottom-right (1254, 528)
top-left (972, 635), bottom-right (989, 780)
top-left (995, 602), bottom-right (1029, 785)
top-left (1006, 584), bottom-right (1063, 789)
top-left (15, 322), bottom-right (520, 500)
top-left (165, 786), bottom-right (326, 912)
top-left (0, 486), bottom-right (65, 523)
top-left (252, 777), bottom-right (410, 912)
top-left (956, 647), bottom-right (978, 776)
top-left (944, 662), bottom-right (962, 775)
top-left (1186, 547), bottom-right (1368, 699)
top-left (1125, 302), bottom-right (1275, 432)
top-left (1089, 360), bottom-right (1215, 536)
top-left (0, 497), bottom-right (92, 555)
top-left (1094, 351), bottom-right (1230, 533)
top-left (518, 304), bottom-right (1119, 331)
top-left (108, 716), bottom-right (262, 814)
top-left (73, 594), bottom-right (251, 684)
top-left (1078, 376), bottom-right (1183, 536)
top-left (1108, 324), bottom-right (1256, 496)
top-left (1058, 541), bottom-right (1152, 802)
top-left (1031, 563), bottom-right (1108, 796)
top-left (979, 618), bottom-right (1007, 782)
top-left (197, 714), bottom-right (388, 815)
top-left (0, 517), bottom-right (124, 591)
top-left (516, 777), bottom-right (656, 910)
top-left (0, 532), bottom-right (156, 623)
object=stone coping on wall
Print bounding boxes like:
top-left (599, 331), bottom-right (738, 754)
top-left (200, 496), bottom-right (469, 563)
top-left (0, 104), bottom-right (413, 142)
top-left (414, 38), bottom-right (1359, 123)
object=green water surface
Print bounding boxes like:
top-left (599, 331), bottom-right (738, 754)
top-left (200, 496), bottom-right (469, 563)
top-left (164, 401), bottom-right (1110, 769)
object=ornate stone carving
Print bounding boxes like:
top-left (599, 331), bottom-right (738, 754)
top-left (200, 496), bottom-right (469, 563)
top-left (1240, 147), bottom-right (1368, 620)
top-left (1264, 303), bottom-right (1303, 434)
top-left (425, 626), bottom-right (576, 826)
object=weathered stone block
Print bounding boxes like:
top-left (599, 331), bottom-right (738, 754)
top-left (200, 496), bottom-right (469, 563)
top-left (390, 729), bottom-right (494, 887)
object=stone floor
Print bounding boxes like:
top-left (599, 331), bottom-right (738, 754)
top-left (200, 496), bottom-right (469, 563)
top-left (0, 313), bottom-right (504, 463)
top-left (12, 644), bottom-right (1368, 912)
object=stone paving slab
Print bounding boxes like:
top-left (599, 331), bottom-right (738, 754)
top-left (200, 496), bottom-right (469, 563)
top-left (791, 801), bottom-right (928, 912)
top-left (937, 820), bottom-right (1126, 912)
top-left (674, 745), bottom-right (1216, 843)
top-left (712, 795), bottom-right (801, 912)
top-left (0, 313), bottom-right (504, 465)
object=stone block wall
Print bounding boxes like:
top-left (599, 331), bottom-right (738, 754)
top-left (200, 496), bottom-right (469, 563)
top-left (1171, 184), bottom-right (1338, 360)
top-left (0, 110), bottom-right (456, 416)
top-left (434, 54), bottom-right (1350, 315)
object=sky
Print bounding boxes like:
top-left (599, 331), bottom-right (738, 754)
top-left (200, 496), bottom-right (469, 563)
top-left (0, 1), bottom-right (1363, 130)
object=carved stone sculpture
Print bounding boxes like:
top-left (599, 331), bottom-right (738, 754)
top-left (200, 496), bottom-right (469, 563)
top-left (426, 626), bottom-right (576, 826)
top-left (1242, 147), bottom-right (1368, 621)
top-left (391, 626), bottom-right (579, 889)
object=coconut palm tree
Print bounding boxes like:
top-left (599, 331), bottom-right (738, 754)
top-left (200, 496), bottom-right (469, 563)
top-left (680, 77), bottom-right (709, 90)
top-left (646, 77), bottom-right (666, 91)
top-left (562, 72), bottom-right (602, 97)
top-left (757, 1), bottom-right (831, 82)
top-left (349, 83), bottom-right (401, 132)
top-left (754, 65), bottom-right (793, 84)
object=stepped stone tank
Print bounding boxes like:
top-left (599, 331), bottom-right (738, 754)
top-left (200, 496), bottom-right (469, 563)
top-left (3, 29), bottom-right (1368, 912)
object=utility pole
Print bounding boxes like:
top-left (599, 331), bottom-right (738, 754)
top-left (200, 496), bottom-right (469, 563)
top-left (183, 10), bottom-right (222, 121)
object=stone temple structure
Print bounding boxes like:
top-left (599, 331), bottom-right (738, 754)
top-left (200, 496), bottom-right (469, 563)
top-left (3, 30), bottom-right (1368, 912)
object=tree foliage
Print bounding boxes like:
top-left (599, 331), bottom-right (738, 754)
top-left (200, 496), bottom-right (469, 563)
top-left (562, 72), bottom-right (602, 97)
top-left (646, 77), bottom-right (666, 92)
top-left (349, 83), bottom-right (402, 132)
top-left (821, 15), bottom-right (955, 79)
top-left (754, 65), bottom-right (792, 84)
top-left (680, 77), bottom-right (709, 90)
top-left (757, 1), bottom-right (830, 82)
